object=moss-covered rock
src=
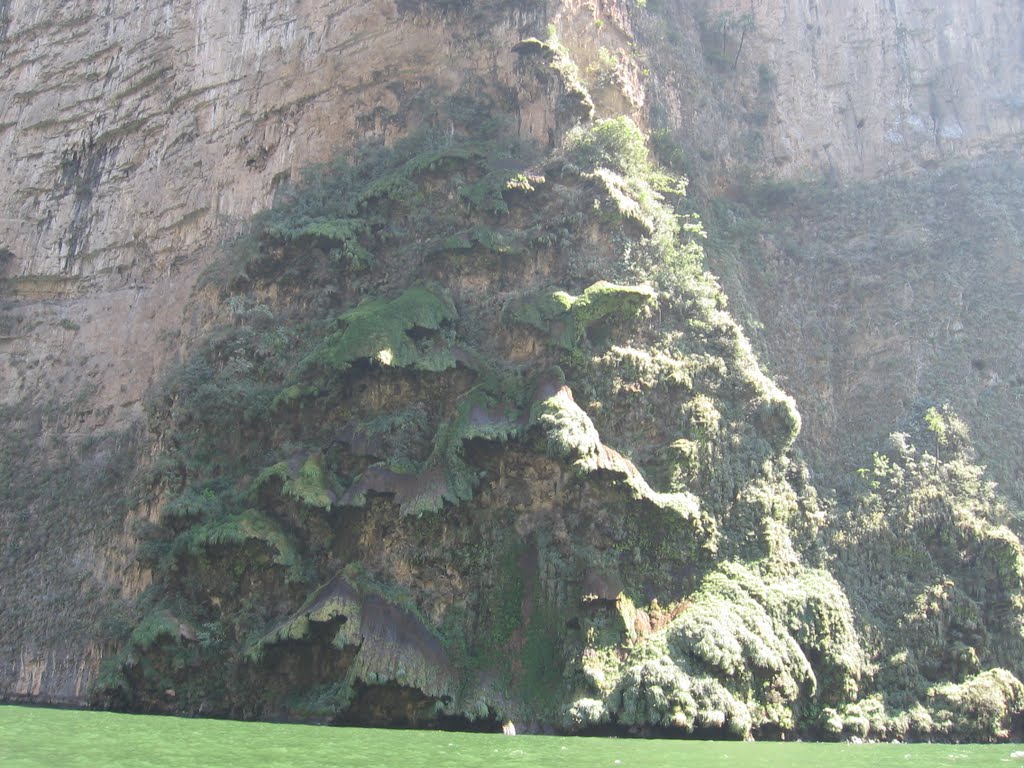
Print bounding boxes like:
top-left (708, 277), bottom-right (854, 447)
top-left (97, 107), bottom-right (1024, 741)
top-left (508, 280), bottom-right (656, 349)
top-left (302, 284), bottom-right (457, 373)
top-left (926, 668), bottom-right (1024, 742)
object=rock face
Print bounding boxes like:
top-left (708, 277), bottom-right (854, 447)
top-left (1, 0), bottom-right (1024, 742)
top-left (0, 0), bottom-right (557, 435)
top-left (706, 154), bottom-right (1024, 505)
top-left (647, 0), bottom-right (1024, 183)
top-left (0, 0), bottom-right (556, 281)
top-left (0, 0), bottom-right (557, 709)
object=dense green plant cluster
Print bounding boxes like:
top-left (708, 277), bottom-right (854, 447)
top-left (300, 284), bottom-right (459, 375)
top-left (89, 98), bottom-right (1024, 740)
top-left (820, 407), bottom-right (1024, 741)
top-left (563, 561), bottom-right (861, 738)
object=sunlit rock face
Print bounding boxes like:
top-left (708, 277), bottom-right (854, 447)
top-left (0, 0), bottom-right (558, 280)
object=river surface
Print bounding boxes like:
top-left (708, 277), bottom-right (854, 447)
top-left (2, 705), bottom-right (1021, 767)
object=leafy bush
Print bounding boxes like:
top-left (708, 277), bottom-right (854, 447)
top-left (564, 117), bottom-right (653, 177)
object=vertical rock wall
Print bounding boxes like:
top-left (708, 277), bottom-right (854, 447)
top-left (2, 0), bottom-right (1023, 709)
top-left (0, 0), bottom-right (553, 280)
top-left (649, 0), bottom-right (1024, 182)
top-left (0, 0), bottom-right (556, 705)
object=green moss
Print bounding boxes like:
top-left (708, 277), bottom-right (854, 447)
top-left (515, 31), bottom-right (594, 121)
top-left (258, 575), bottom-right (363, 651)
top-left (255, 453), bottom-right (337, 510)
top-left (608, 659), bottom-right (753, 736)
top-left (583, 561), bottom-right (862, 736)
top-left (530, 380), bottom-right (706, 532)
top-left (509, 281), bottom-right (655, 349)
top-left (591, 167), bottom-right (677, 238)
top-left (668, 569), bottom-right (812, 699)
top-left (831, 413), bottom-right (1024, 705)
top-left (173, 509), bottom-right (304, 579)
top-left (530, 381), bottom-right (601, 463)
top-left (926, 669), bottom-right (1024, 742)
top-left (818, 695), bottom-right (888, 740)
top-left (107, 85), bottom-right (1024, 739)
top-left (302, 284), bottom-right (457, 373)
top-left (571, 281), bottom-right (657, 326)
top-left (518, 593), bottom-right (566, 715)
top-left (589, 345), bottom-right (696, 392)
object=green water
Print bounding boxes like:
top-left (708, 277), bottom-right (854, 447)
top-left (1, 706), bottom-right (1020, 767)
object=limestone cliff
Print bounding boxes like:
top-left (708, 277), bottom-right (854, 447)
top-left (645, 0), bottom-right (1024, 182)
top-left (1, 0), bottom-right (1023, 742)
top-left (1, 0), bottom-right (558, 702)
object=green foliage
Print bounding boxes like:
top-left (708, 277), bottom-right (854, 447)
top-left (923, 403), bottom-right (972, 459)
top-left (161, 486), bottom-right (222, 521)
top-left (103, 80), bottom-right (1024, 740)
top-left (343, 374), bottom-right (526, 516)
top-left (530, 381), bottom-right (708, 532)
top-left (668, 564), bottom-right (856, 704)
top-left (474, 537), bottom-right (526, 666)
top-left (571, 281), bottom-right (656, 327)
top-left (926, 668), bottom-right (1024, 742)
top-left (302, 284), bottom-right (457, 373)
top-left (518, 593), bottom-right (565, 714)
top-left (564, 117), bottom-right (652, 178)
top-left (172, 509), bottom-right (304, 580)
top-left (129, 609), bottom-right (185, 651)
top-left (609, 659), bottom-right (752, 736)
top-left (752, 389), bottom-right (801, 452)
top-left (588, 47), bottom-right (621, 89)
top-left (827, 409), bottom-right (1024, 738)
top-left (255, 453), bottom-right (337, 510)
top-left (258, 574), bottom-right (363, 651)
top-left (531, 381), bottom-right (602, 464)
top-left (588, 345), bottom-right (697, 391)
top-left (509, 281), bottom-right (655, 349)
top-left (263, 215), bottom-right (373, 268)
top-left (559, 117), bottom-right (703, 291)
top-left (590, 561), bottom-right (862, 737)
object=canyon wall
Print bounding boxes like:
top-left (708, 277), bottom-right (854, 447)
top-left (647, 0), bottom-right (1024, 183)
top-left (1, 0), bottom-right (1022, 731)
top-left (0, 0), bottom-right (557, 704)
